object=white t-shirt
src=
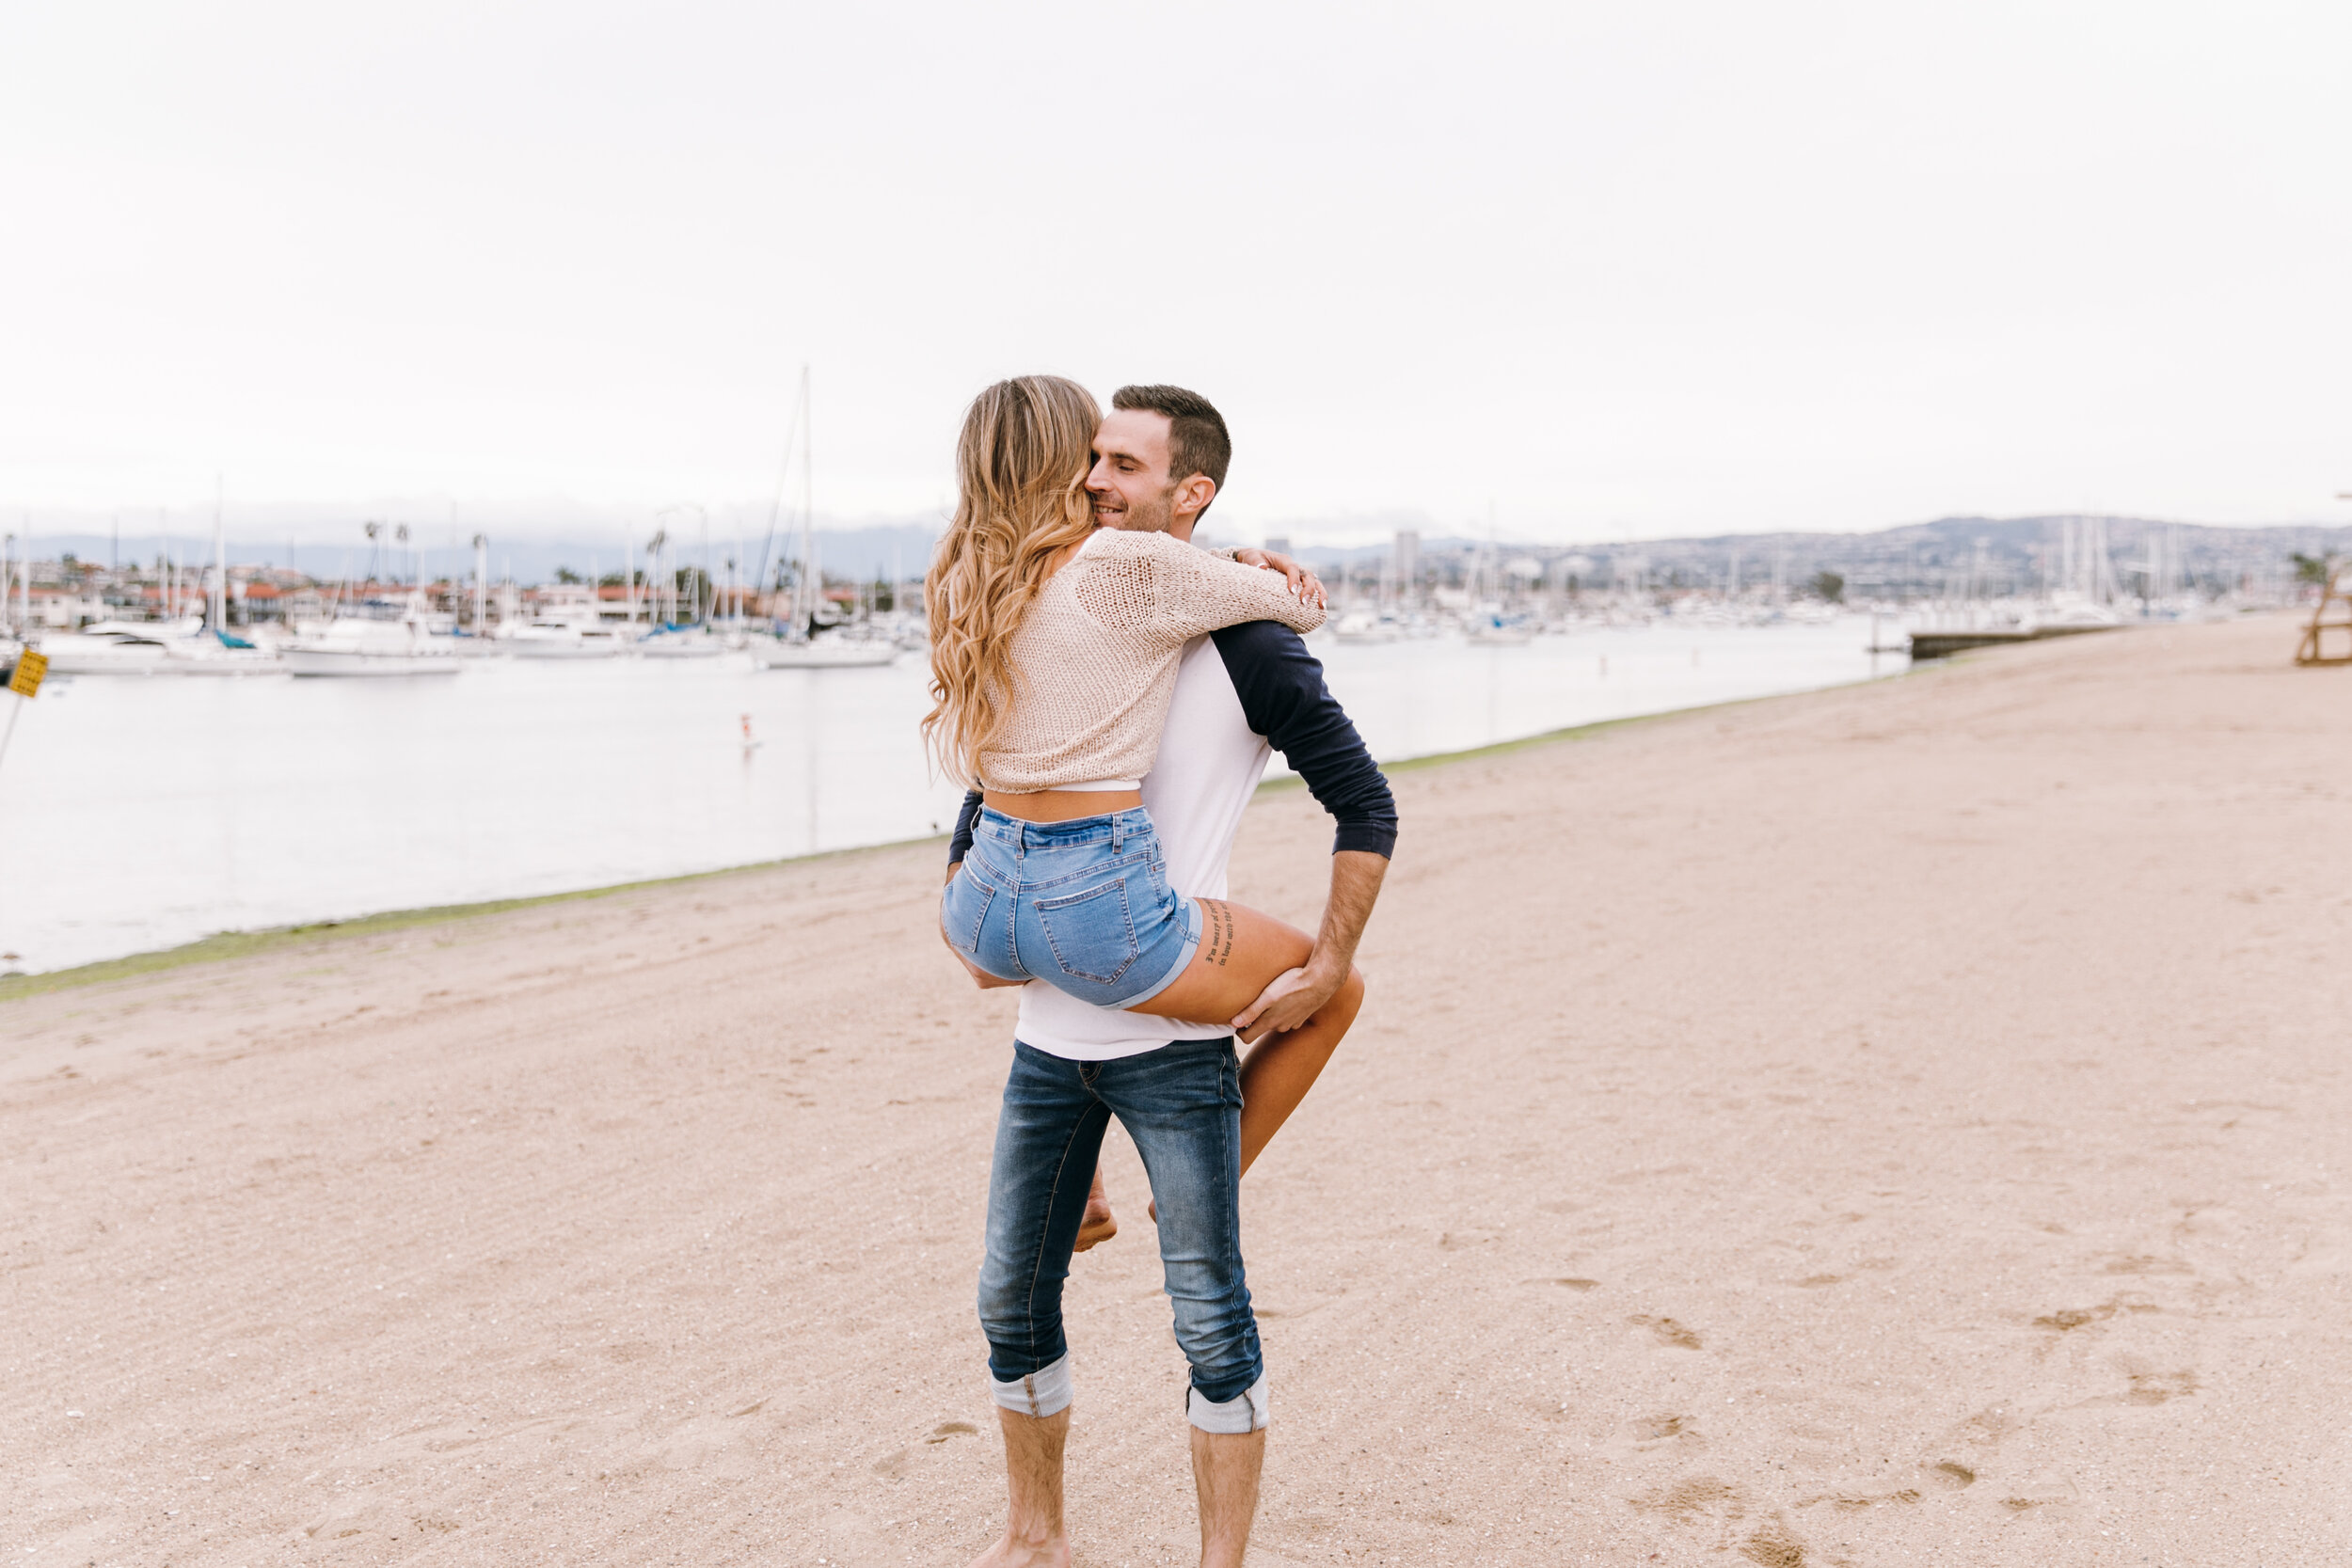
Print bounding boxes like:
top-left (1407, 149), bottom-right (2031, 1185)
top-left (1015, 636), bottom-right (1272, 1060)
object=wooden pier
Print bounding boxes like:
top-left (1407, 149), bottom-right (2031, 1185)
top-left (1906, 624), bottom-right (2121, 660)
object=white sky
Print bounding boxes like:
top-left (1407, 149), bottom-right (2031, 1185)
top-left (3, 1), bottom-right (2347, 545)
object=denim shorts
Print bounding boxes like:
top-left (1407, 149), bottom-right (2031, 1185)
top-left (942, 806), bottom-right (1202, 1008)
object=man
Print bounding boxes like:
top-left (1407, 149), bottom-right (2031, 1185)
top-left (949, 385), bottom-right (1396, 1568)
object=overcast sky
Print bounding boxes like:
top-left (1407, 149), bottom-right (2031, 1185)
top-left (4, 1), bottom-right (2346, 546)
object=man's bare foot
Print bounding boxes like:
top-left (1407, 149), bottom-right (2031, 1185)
top-left (966, 1529), bottom-right (1070, 1568)
top-left (1072, 1192), bottom-right (1117, 1252)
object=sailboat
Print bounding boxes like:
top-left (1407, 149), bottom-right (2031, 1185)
top-left (169, 484), bottom-right (286, 673)
top-left (750, 367), bottom-right (898, 671)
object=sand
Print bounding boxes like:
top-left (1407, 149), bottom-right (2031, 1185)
top-left (4, 613), bottom-right (2346, 1566)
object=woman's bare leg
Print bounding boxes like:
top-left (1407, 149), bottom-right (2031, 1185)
top-left (1128, 899), bottom-right (1319, 1037)
top-left (1118, 901), bottom-right (1366, 1218)
top-left (1236, 965), bottom-right (1363, 1177)
top-left (1140, 984), bottom-right (1365, 1220)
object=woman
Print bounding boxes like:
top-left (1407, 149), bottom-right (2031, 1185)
top-left (929, 375), bottom-right (1360, 1201)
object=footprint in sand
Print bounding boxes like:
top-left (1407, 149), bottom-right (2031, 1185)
top-left (1629, 1314), bottom-right (1703, 1349)
top-left (875, 1422), bottom-right (980, 1478)
top-left (1632, 1478), bottom-right (1813, 1567)
top-left (2032, 1293), bottom-right (2156, 1333)
top-left (2124, 1369), bottom-right (2198, 1405)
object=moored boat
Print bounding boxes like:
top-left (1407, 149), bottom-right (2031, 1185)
top-left (172, 628), bottom-right (285, 676)
top-left (507, 616), bottom-right (634, 659)
top-left (33, 625), bottom-right (182, 675)
top-left (749, 632), bottom-right (898, 669)
top-left (639, 626), bottom-right (727, 659)
top-left (283, 613), bottom-right (459, 676)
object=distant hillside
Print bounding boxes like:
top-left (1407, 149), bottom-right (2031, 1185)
top-left (14, 514), bottom-right (2346, 592)
top-left (1286, 515), bottom-right (2352, 594)
top-left (14, 525), bottom-right (943, 586)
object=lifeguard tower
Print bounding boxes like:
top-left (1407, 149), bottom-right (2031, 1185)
top-left (2296, 562), bottom-right (2352, 667)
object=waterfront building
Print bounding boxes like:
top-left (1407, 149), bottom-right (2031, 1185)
top-left (1393, 530), bottom-right (1420, 598)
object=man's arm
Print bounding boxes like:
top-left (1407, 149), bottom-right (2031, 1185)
top-left (1211, 622), bottom-right (1397, 1035)
top-left (947, 788), bottom-right (983, 869)
top-left (945, 789), bottom-right (1021, 989)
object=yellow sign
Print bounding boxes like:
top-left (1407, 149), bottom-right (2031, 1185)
top-left (7, 648), bottom-right (46, 698)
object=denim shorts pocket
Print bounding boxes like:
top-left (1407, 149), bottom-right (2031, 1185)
top-left (1033, 876), bottom-right (1140, 987)
top-left (943, 863), bottom-right (996, 956)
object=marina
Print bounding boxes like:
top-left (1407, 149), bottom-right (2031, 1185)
top-left (0, 617), bottom-right (1901, 975)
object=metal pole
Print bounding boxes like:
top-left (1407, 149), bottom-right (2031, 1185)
top-left (213, 475), bottom-right (227, 630)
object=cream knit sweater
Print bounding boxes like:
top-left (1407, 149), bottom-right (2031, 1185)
top-left (976, 530), bottom-right (1327, 792)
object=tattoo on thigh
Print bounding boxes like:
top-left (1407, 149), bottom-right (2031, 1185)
top-left (1200, 900), bottom-right (1234, 968)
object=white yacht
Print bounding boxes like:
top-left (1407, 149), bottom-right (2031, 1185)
top-left (1331, 610), bottom-right (1402, 644)
top-left (32, 622), bottom-right (187, 675)
top-left (507, 620), bottom-right (635, 658)
top-left (283, 612), bottom-right (459, 677)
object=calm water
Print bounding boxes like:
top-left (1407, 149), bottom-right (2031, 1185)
top-left (0, 618), bottom-right (1900, 974)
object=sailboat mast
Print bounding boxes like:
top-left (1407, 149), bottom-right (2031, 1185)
top-left (801, 366), bottom-right (816, 634)
top-left (212, 476), bottom-right (228, 631)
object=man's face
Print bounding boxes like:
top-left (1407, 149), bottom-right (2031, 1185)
top-left (1087, 408), bottom-right (1177, 534)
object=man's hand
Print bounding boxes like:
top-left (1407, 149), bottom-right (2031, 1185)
top-left (1232, 547), bottom-right (1326, 610)
top-left (1232, 963), bottom-right (1341, 1043)
top-left (1231, 848), bottom-right (1387, 1042)
top-left (945, 863), bottom-right (1023, 989)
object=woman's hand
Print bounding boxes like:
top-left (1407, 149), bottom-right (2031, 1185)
top-left (1232, 547), bottom-right (1326, 610)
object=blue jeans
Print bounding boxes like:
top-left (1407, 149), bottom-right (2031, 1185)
top-left (977, 1037), bottom-right (1263, 1414)
top-left (943, 807), bottom-right (1203, 1008)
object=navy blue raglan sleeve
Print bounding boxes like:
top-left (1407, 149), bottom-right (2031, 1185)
top-left (947, 789), bottom-right (983, 866)
top-left (1211, 621), bottom-right (1398, 858)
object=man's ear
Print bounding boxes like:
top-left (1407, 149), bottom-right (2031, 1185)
top-left (1171, 473), bottom-right (1217, 522)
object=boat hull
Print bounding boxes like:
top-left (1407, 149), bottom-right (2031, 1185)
top-left (508, 639), bottom-right (627, 659)
top-left (34, 642), bottom-right (176, 675)
top-left (750, 641), bottom-right (898, 669)
top-left (282, 649), bottom-right (460, 677)
top-left (174, 655), bottom-right (285, 676)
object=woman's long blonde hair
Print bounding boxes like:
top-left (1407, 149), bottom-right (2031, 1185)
top-left (924, 375), bottom-right (1102, 784)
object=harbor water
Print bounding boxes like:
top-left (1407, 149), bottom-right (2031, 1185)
top-left (0, 617), bottom-right (1903, 974)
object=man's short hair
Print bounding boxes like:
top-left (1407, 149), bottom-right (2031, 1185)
top-left (1112, 384), bottom-right (1232, 499)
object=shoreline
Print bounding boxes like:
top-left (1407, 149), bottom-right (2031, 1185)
top-left (0, 663), bottom-right (1936, 1003)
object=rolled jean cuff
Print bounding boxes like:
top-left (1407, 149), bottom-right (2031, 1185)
top-left (1187, 1373), bottom-right (1268, 1433)
top-left (992, 1353), bottom-right (1073, 1419)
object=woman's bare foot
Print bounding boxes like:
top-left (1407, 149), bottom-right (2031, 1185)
top-left (1072, 1167), bottom-right (1117, 1252)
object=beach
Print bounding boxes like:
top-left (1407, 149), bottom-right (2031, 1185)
top-left (4, 611), bottom-right (2344, 1564)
